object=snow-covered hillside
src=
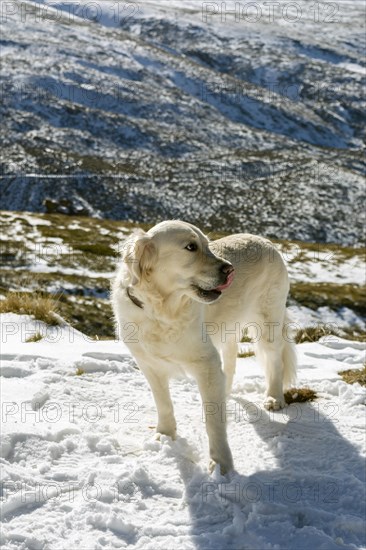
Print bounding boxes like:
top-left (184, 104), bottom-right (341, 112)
top-left (1, 210), bottom-right (365, 339)
top-left (1, 313), bottom-right (365, 549)
top-left (1, 0), bottom-right (365, 244)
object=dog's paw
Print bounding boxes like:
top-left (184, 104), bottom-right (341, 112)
top-left (208, 459), bottom-right (234, 476)
top-left (208, 447), bottom-right (234, 476)
top-left (263, 396), bottom-right (285, 411)
top-left (208, 459), bottom-right (217, 474)
top-left (155, 427), bottom-right (177, 440)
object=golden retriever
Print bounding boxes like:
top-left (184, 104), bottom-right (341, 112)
top-left (111, 221), bottom-right (296, 474)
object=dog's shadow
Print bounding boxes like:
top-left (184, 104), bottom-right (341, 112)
top-left (174, 395), bottom-right (365, 550)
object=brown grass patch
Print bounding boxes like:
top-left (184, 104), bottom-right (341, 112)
top-left (290, 282), bottom-right (365, 313)
top-left (295, 325), bottom-right (341, 344)
top-left (237, 350), bottom-right (255, 358)
top-left (339, 366), bottom-right (366, 387)
top-left (0, 292), bottom-right (60, 325)
top-left (25, 332), bottom-right (43, 342)
top-left (284, 388), bottom-right (317, 404)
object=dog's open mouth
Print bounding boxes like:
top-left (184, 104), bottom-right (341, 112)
top-left (195, 271), bottom-right (235, 302)
top-left (196, 287), bottom-right (222, 301)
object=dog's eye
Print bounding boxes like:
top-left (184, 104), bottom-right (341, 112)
top-left (185, 243), bottom-right (198, 252)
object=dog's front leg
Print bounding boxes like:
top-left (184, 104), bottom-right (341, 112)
top-left (141, 366), bottom-right (177, 439)
top-left (191, 354), bottom-right (234, 475)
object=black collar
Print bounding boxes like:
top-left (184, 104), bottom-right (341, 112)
top-left (126, 287), bottom-right (144, 309)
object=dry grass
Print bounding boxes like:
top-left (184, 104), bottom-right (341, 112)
top-left (75, 368), bottom-right (85, 376)
top-left (295, 325), bottom-right (341, 344)
top-left (284, 388), bottom-right (317, 404)
top-left (339, 327), bottom-right (366, 342)
top-left (290, 282), bottom-right (365, 313)
top-left (237, 350), bottom-right (255, 358)
top-left (0, 292), bottom-right (60, 325)
top-left (339, 366), bottom-right (366, 387)
top-left (25, 332), bottom-right (43, 342)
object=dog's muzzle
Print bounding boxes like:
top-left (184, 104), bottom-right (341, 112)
top-left (194, 264), bottom-right (235, 302)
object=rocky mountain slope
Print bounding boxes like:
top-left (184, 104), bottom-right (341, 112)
top-left (1, 0), bottom-right (365, 244)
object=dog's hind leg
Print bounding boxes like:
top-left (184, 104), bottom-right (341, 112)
top-left (256, 338), bottom-right (285, 410)
top-left (141, 366), bottom-right (177, 439)
top-left (251, 273), bottom-right (298, 410)
top-left (254, 310), bottom-right (287, 410)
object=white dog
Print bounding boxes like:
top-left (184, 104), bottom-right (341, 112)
top-left (111, 221), bottom-right (296, 473)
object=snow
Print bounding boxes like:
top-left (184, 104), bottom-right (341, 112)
top-left (338, 63), bottom-right (366, 76)
top-left (288, 305), bottom-right (365, 335)
top-left (284, 250), bottom-right (366, 285)
top-left (1, 313), bottom-right (365, 549)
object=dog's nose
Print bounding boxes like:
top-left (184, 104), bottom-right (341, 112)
top-left (220, 263), bottom-right (234, 275)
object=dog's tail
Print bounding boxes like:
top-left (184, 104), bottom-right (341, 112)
top-left (282, 312), bottom-right (297, 389)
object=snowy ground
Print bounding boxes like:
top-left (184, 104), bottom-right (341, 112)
top-left (1, 313), bottom-right (365, 549)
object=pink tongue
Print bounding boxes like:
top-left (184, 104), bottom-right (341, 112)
top-left (214, 271), bottom-right (235, 292)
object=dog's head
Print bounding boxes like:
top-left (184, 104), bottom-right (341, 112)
top-left (120, 221), bottom-right (234, 303)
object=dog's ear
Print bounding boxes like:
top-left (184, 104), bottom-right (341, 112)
top-left (121, 231), bottom-right (157, 286)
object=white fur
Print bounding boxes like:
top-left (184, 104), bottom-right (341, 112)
top-left (111, 221), bottom-right (297, 473)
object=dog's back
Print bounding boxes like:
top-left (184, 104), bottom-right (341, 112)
top-left (206, 233), bottom-right (296, 407)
